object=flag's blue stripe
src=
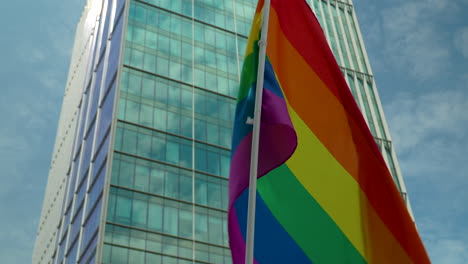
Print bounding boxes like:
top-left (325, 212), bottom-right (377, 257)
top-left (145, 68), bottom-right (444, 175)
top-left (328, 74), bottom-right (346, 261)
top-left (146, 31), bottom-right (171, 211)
top-left (235, 186), bottom-right (313, 263)
top-left (263, 57), bottom-right (284, 99)
top-left (231, 59), bottom-right (285, 154)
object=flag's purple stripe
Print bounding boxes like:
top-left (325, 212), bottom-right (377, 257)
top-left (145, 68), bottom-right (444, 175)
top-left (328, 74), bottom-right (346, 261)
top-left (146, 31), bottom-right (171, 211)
top-left (228, 87), bottom-right (296, 208)
top-left (232, 186), bottom-right (313, 264)
top-left (231, 58), bottom-right (286, 153)
top-left (228, 209), bottom-right (259, 264)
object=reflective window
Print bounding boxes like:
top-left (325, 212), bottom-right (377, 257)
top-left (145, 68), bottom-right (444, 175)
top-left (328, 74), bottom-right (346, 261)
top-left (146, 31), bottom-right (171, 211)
top-left (107, 187), bottom-right (195, 239)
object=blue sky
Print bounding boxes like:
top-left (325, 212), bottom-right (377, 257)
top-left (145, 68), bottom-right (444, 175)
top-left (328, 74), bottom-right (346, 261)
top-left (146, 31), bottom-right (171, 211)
top-left (0, 0), bottom-right (467, 263)
top-left (356, 0), bottom-right (468, 262)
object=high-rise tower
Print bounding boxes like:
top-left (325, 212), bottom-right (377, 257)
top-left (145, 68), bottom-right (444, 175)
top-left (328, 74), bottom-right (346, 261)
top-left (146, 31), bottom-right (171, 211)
top-left (33, 0), bottom-right (411, 263)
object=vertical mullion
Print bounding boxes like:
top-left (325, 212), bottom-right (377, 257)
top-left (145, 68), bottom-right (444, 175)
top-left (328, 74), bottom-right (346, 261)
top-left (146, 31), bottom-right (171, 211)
top-left (327, 1), bottom-right (345, 66)
top-left (318, 0), bottom-right (331, 42)
top-left (191, 0), bottom-right (197, 261)
top-left (336, 3), bottom-right (354, 69)
top-left (309, 0), bottom-right (316, 14)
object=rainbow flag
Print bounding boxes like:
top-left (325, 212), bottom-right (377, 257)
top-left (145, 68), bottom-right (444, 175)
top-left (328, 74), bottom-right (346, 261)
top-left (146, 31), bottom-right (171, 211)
top-left (228, 0), bottom-right (431, 263)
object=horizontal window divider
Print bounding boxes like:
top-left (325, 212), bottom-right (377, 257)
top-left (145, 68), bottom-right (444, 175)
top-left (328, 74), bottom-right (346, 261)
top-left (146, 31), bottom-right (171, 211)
top-left (57, 218), bottom-right (63, 231)
top-left (79, 166), bottom-right (90, 187)
top-left (103, 241), bottom-right (213, 264)
top-left (324, 0), bottom-right (353, 7)
top-left (113, 150), bottom-right (229, 180)
top-left (125, 38), bottom-right (238, 69)
top-left (79, 249), bottom-right (96, 264)
top-left (59, 228), bottom-right (68, 245)
top-left (340, 65), bottom-right (373, 79)
top-left (373, 136), bottom-right (392, 145)
top-left (119, 94), bottom-right (233, 128)
top-left (71, 200), bottom-right (85, 223)
top-left (84, 116), bottom-right (97, 140)
top-left (105, 222), bottom-right (230, 251)
top-left (64, 198), bottom-right (74, 219)
top-left (78, 229), bottom-right (99, 260)
top-left (92, 127), bottom-right (111, 162)
top-left (78, 96), bottom-right (84, 109)
top-left (65, 234), bottom-right (80, 257)
top-left (133, 0), bottom-right (248, 39)
top-left (122, 65), bottom-right (237, 100)
top-left (94, 47), bottom-right (107, 74)
top-left (117, 119), bottom-right (232, 151)
top-left (74, 145), bottom-right (83, 162)
top-left (83, 193), bottom-right (103, 226)
top-left (89, 158), bottom-right (108, 189)
top-left (76, 174), bottom-right (89, 196)
top-left (110, 6), bottom-right (125, 38)
top-left (99, 73), bottom-right (117, 108)
top-left (109, 184), bottom-right (227, 213)
top-left (85, 78), bottom-right (93, 94)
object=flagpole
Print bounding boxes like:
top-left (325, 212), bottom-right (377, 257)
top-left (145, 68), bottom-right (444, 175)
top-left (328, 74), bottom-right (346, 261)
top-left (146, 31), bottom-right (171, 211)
top-left (245, 1), bottom-right (271, 264)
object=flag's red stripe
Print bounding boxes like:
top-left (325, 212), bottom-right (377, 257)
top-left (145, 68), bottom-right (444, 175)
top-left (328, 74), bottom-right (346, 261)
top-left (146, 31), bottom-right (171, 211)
top-left (271, 0), bottom-right (346, 102)
top-left (268, 1), bottom-right (430, 263)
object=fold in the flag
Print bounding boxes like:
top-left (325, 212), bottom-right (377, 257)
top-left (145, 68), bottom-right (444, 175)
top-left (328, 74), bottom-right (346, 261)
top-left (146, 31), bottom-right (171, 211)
top-left (228, 0), bottom-right (431, 263)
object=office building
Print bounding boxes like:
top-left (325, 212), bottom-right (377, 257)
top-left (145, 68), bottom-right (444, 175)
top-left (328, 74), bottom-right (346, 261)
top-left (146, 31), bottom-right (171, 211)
top-left (33, 0), bottom-right (411, 263)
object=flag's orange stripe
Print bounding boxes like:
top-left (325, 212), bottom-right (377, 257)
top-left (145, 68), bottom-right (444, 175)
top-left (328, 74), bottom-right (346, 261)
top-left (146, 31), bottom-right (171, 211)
top-left (267, 6), bottom-right (430, 264)
top-left (256, 0), bottom-right (264, 14)
top-left (271, 0), bottom-right (347, 102)
top-left (286, 106), bottom-right (413, 263)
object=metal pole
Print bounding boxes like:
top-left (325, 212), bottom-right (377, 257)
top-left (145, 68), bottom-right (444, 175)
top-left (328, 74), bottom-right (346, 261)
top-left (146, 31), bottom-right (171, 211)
top-left (244, 0), bottom-right (271, 263)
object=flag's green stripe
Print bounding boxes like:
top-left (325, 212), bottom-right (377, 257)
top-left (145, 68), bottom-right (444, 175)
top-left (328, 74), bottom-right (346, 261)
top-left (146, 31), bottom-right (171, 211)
top-left (258, 164), bottom-right (367, 264)
top-left (237, 37), bottom-right (260, 102)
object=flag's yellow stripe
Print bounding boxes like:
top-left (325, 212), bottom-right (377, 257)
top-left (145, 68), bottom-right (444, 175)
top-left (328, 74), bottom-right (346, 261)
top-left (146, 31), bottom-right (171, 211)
top-left (267, 8), bottom-right (359, 179)
top-left (244, 11), bottom-right (262, 58)
top-left (267, 7), bottom-right (427, 263)
top-left (257, 165), bottom-right (367, 263)
top-left (285, 106), bottom-right (413, 264)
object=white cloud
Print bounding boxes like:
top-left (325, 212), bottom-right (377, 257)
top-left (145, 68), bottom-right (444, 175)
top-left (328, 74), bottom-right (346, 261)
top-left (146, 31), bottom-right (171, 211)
top-left (0, 84), bottom-right (61, 264)
top-left (419, 218), bottom-right (468, 264)
top-left (358, 2), bottom-right (468, 263)
top-left (386, 89), bottom-right (468, 154)
top-left (0, 220), bottom-right (38, 264)
top-left (30, 48), bottom-right (46, 63)
top-left (454, 27), bottom-right (468, 58)
top-left (0, 1), bottom-right (83, 263)
top-left (386, 89), bottom-right (468, 263)
top-left (429, 239), bottom-right (468, 264)
top-left (0, 107), bottom-right (56, 200)
top-left (381, 0), bottom-right (455, 80)
top-left (34, 69), bottom-right (68, 95)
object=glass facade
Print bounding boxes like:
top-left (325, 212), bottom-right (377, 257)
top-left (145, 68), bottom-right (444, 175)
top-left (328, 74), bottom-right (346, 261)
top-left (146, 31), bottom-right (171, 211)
top-left (308, 0), bottom-right (406, 192)
top-left (34, 0), bottom-right (411, 263)
top-left (34, 0), bottom-right (127, 263)
top-left (102, 0), bottom-right (251, 262)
